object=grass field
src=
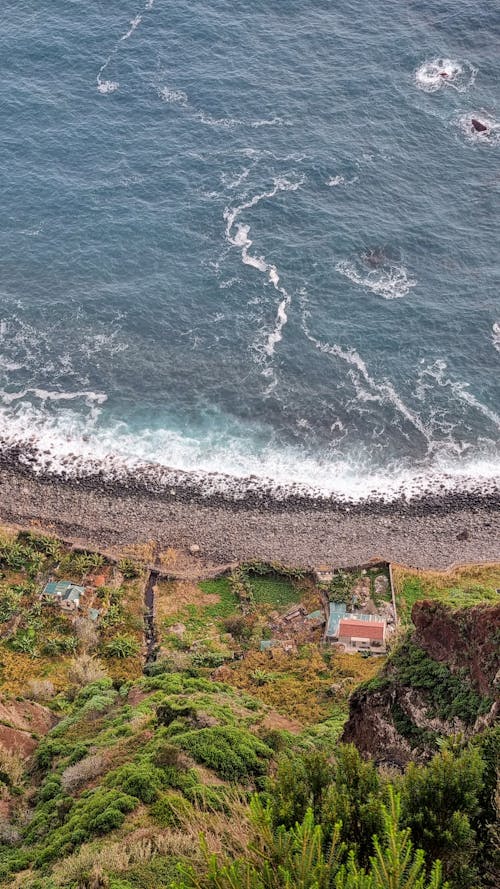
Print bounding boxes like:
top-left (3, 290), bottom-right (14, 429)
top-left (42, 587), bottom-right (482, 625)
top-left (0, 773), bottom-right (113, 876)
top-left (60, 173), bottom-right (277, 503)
top-left (393, 563), bottom-right (500, 623)
top-left (247, 574), bottom-right (302, 608)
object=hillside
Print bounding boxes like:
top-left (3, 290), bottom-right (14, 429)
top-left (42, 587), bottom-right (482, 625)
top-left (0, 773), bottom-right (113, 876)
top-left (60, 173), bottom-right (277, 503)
top-left (0, 527), bottom-right (498, 889)
top-left (343, 601), bottom-right (499, 766)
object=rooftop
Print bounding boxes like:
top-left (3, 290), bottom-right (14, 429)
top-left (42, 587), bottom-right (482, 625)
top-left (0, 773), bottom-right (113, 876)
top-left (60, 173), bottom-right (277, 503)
top-left (326, 602), bottom-right (386, 638)
top-left (338, 618), bottom-right (385, 642)
top-left (42, 580), bottom-right (85, 602)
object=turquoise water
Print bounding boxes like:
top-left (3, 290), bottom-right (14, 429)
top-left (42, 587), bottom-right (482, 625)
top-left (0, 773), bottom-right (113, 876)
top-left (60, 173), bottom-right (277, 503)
top-left (0, 0), bottom-right (499, 499)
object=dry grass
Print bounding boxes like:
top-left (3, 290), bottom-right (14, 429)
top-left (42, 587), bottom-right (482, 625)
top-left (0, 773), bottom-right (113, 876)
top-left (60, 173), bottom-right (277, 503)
top-left (0, 646), bottom-right (70, 696)
top-left (394, 561), bottom-right (500, 591)
top-left (220, 646), bottom-right (382, 724)
top-left (155, 579), bottom-right (221, 622)
top-left (49, 799), bottom-right (251, 887)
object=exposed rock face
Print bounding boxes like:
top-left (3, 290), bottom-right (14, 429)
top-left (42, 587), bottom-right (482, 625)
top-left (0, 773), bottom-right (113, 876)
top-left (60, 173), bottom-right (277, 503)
top-left (412, 600), bottom-right (500, 696)
top-left (342, 601), bottom-right (499, 765)
top-left (0, 698), bottom-right (58, 759)
top-left (341, 685), bottom-right (414, 768)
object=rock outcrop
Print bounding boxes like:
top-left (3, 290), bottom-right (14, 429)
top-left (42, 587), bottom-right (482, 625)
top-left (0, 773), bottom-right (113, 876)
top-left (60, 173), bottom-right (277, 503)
top-left (412, 600), bottom-right (500, 696)
top-left (0, 697), bottom-right (58, 759)
top-left (342, 601), bottom-right (499, 766)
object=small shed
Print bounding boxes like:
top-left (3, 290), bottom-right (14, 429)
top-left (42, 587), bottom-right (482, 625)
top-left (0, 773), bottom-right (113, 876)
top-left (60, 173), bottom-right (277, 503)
top-left (315, 567), bottom-right (334, 584)
top-left (41, 580), bottom-right (85, 612)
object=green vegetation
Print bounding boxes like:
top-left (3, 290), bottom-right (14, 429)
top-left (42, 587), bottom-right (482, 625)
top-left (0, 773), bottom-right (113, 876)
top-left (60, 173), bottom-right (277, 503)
top-left (246, 573), bottom-right (301, 607)
top-left (197, 578), bottom-right (240, 618)
top-left (1, 660), bottom-right (496, 889)
top-left (393, 564), bottom-right (500, 623)
top-left (175, 726), bottom-right (273, 781)
top-left (390, 643), bottom-right (492, 725)
top-left (0, 529), bottom-right (497, 889)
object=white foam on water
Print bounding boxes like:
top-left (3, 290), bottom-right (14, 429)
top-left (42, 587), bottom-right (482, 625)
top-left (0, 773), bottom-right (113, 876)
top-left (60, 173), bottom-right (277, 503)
top-left (415, 358), bottom-right (500, 432)
top-left (96, 0), bottom-right (155, 94)
top-left (326, 174), bottom-right (358, 187)
top-left (493, 322), bottom-right (500, 353)
top-left (456, 112), bottom-right (500, 145)
top-left (336, 256), bottom-right (416, 299)
top-left (121, 14), bottom-right (142, 41)
top-left (158, 86), bottom-right (188, 105)
top-left (224, 178), bottom-right (303, 376)
top-left (299, 296), bottom-right (434, 449)
top-left (250, 117), bottom-right (286, 128)
top-left (97, 78), bottom-right (120, 94)
top-left (0, 397), bottom-right (498, 503)
top-left (415, 58), bottom-right (476, 93)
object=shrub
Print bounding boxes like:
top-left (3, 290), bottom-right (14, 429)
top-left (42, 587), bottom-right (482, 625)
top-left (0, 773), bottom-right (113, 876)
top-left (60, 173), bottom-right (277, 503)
top-left (118, 558), bottom-right (141, 579)
top-left (150, 791), bottom-right (194, 827)
top-left (153, 741), bottom-right (187, 769)
top-left (34, 789), bottom-right (138, 865)
top-left (68, 654), bottom-right (107, 687)
top-left (175, 726), bottom-right (272, 781)
top-left (27, 679), bottom-right (56, 702)
top-left (391, 643), bottom-right (492, 724)
top-left (10, 627), bottom-right (38, 657)
top-left (104, 636), bottom-right (140, 659)
top-left (0, 746), bottom-right (24, 788)
top-left (17, 530), bottom-right (62, 560)
top-left (61, 753), bottom-right (106, 793)
top-left (223, 615), bottom-right (253, 640)
top-left (0, 588), bottom-right (22, 622)
top-left (107, 762), bottom-right (165, 803)
top-left (74, 617), bottom-right (99, 651)
top-left (157, 701), bottom-right (197, 726)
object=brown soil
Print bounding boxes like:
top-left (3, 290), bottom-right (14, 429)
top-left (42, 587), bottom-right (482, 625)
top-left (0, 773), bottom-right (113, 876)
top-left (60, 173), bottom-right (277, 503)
top-left (0, 698), bottom-right (58, 735)
top-left (155, 579), bottom-right (220, 622)
top-left (260, 710), bottom-right (303, 734)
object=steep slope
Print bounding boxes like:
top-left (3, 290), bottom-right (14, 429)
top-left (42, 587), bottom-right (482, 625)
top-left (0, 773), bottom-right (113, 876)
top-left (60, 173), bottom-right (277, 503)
top-left (342, 601), bottom-right (499, 765)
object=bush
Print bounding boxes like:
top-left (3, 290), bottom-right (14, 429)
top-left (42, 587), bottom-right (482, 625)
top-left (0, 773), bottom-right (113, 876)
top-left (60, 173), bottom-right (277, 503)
top-left (118, 558), bottom-right (141, 579)
top-left (107, 762), bottom-right (166, 804)
top-left (61, 753), bottom-right (105, 793)
top-left (104, 636), bottom-right (140, 659)
top-left (10, 627), bottom-right (38, 657)
top-left (0, 588), bottom-right (22, 622)
top-left (68, 654), bottom-right (107, 687)
top-left (391, 643), bottom-right (492, 724)
top-left (150, 791), bottom-right (194, 827)
top-left (0, 747), bottom-right (24, 788)
top-left (74, 617), bottom-right (99, 651)
top-left (175, 726), bottom-right (272, 781)
top-left (27, 679), bottom-right (56, 701)
top-left (223, 615), bottom-right (253, 640)
top-left (156, 701), bottom-right (196, 726)
top-left (34, 789), bottom-right (138, 865)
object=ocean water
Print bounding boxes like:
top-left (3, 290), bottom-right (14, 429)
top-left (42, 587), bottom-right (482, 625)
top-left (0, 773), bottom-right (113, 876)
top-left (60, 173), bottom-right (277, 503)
top-left (0, 0), bottom-right (499, 500)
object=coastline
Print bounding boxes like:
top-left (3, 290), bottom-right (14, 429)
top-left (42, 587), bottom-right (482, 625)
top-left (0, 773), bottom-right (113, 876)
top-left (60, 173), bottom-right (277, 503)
top-left (0, 452), bottom-right (498, 569)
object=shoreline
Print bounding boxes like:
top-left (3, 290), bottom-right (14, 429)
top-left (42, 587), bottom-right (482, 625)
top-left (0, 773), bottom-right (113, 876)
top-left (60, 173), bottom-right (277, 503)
top-left (0, 454), bottom-right (499, 570)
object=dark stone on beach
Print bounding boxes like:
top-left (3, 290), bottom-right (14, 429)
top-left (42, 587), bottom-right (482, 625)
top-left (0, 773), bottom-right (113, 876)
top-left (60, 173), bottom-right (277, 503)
top-left (456, 529), bottom-right (469, 541)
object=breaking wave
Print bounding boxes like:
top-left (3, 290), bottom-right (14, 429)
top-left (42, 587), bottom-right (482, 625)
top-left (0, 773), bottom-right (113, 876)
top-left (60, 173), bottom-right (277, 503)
top-left (415, 58), bottom-right (476, 93)
top-left (336, 253), bottom-right (416, 299)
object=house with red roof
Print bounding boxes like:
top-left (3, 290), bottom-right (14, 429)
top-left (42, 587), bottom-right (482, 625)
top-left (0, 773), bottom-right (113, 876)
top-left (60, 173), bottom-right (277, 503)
top-left (325, 602), bottom-right (386, 652)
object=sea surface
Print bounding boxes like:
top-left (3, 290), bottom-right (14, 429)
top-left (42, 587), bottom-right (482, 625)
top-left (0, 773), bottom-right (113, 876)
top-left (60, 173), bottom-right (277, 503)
top-left (0, 0), bottom-right (499, 501)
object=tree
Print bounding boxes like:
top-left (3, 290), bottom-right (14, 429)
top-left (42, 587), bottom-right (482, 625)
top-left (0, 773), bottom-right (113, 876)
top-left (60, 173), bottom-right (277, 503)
top-left (174, 791), bottom-right (448, 889)
top-left (400, 744), bottom-right (484, 887)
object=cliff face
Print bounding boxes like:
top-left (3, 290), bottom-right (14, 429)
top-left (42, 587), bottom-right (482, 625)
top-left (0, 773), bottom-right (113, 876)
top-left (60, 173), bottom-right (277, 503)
top-left (342, 601), bottom-right (499, 766)
top-left (412, 600), bottom-right (500, 696)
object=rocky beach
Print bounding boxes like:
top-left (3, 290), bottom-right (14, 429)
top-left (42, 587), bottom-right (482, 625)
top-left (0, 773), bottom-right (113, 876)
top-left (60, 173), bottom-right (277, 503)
top-left (0, 449), bottom-right (498, 569)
